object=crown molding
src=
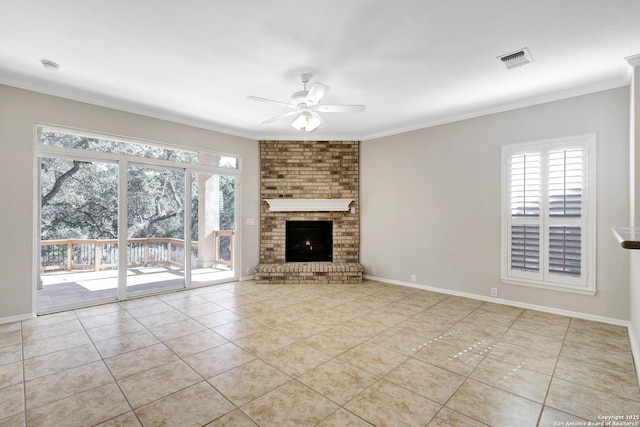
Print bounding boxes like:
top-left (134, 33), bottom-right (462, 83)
top-left (626, 54), bottom-right (640, 68)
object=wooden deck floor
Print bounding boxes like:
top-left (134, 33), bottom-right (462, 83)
top-left (38, 266), bottom-right (234, 312)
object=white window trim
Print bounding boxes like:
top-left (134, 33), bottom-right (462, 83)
top-left (500, 133), bottom-right (596, 296)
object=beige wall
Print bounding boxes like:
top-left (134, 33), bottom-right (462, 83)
top-left (0, 82), bottom-right (635, 325)
top-left (0, 84), bottom-right (260, 320)
top-left (361, 87), bottom-right (631, 320)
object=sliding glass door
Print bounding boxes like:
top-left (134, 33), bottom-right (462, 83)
top-left (126, 165), bottom-right (186, 295)
top-left (39, 157), bottom-right (119, 309)
top-left (36, 126), bottom-right (240, 313)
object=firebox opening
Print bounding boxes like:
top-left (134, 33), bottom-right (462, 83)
top-left (286, 221), bottom-right (333, 262)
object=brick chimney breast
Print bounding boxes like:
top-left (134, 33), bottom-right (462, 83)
top-left (256, 140), bottom-right (362, 284)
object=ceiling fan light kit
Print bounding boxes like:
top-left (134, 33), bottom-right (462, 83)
top-left (291, 111), bottom-right (323, 132)
top-left (248, 73), bottom-right (365, 132)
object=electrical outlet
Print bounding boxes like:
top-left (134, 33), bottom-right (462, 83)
top-left (371, 267), bottom-right (376, 275)
top-left (246, 267), bottom-right (252, 275)
top-left (411, 274), bottom-right (416, 282)
top-left (491, 287), bottom-right (498, 297)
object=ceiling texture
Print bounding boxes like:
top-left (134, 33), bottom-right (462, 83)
top-left (2, 0), bottom-right (640, 141)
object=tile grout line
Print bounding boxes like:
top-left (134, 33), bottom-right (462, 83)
top-left (11, 280), bottom-right (640, 426)
top-left (537, 315), bottom-right (572, 425)
top-left (424, 300), bottom-right (518, 426)
top-left (81, 308), bottom-right (142, 427)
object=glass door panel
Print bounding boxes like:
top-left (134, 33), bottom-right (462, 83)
top-left (189, 173), bottom-right (236, 285)
top-left (39, 158), bottom-right (119, 312)
top-left (127, 165), bottom-right (185, 295)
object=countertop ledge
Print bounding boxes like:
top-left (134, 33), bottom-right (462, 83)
top-left (612, 227), bottom-right (640, 249)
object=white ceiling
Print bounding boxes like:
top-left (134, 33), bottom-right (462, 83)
top-left (1, 0), bottom-right (640, 141)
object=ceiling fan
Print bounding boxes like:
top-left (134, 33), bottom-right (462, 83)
top-left (247, 73), bottom-right (366, 132)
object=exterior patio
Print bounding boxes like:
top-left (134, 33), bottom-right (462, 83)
top-left (38, 234), bottom-right (234, 312)
top-left (38, 266), bottom-right (234, 311)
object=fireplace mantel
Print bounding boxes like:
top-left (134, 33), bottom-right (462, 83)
top-left (264, 198), bottom-right (353, 212)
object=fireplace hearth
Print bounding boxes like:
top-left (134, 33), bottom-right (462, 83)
top-left (286, 221), bottom-right (333, 262)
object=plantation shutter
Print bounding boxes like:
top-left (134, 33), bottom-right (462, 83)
top-left (503, 135), bottom-right (593, 293)
top-left (510, 224), bottom-right (540, 272)
top-left (548, 148), bottom-right (582, 217)
top-left (548, 226), bottom-right (581, 277)
top-left (509, 152), bottom-right (541, 275)
top-left (547, 148), bottom-right (583, 278)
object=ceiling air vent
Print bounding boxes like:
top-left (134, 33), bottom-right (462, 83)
top-left (498, 48), bottom-right (532, 69)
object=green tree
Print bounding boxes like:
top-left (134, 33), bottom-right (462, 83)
top-left (219, 175), bottom-right (235, 230)
top-left (41, 157), bottom-right (118, 240)
top-left (127, 167), bottom-right (185, 238)
top-left (41, 135), bottom-right (187, 240)
top-left (41, 133), bottom-right (232, 247)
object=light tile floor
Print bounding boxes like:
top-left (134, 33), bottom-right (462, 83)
top-left (1, 279), bottom-right (639, 426)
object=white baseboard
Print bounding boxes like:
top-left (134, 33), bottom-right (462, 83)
top-left (240, 274), bottom-right (255, 282)
top-left (629, 323), bottom-right (640, 387)
top-left (0, 312), bottom-right (35, 325)
top-left (363, 275), bottom-right (630, 327)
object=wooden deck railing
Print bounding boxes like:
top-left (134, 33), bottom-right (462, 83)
top-left (40, 231), bottom-right (234, 272)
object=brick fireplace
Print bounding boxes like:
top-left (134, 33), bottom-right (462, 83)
top-left (255, 140), bottom-right (363, 284)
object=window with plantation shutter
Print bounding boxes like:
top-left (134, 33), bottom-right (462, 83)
top-left (501, 134), bottom-right (595, 295)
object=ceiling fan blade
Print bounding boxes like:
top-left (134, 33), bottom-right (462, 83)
top-left (247, 96), bottom-right (296, 109)
top-left (317, 104), bottom-right (366, 113)
top-left (262, 110), bottom-right (300, 124)
top-left (306, 83), bottom-right (329, 105)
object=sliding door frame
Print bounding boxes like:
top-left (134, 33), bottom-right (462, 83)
top-left (34, 124), bottom-right (241, 314)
